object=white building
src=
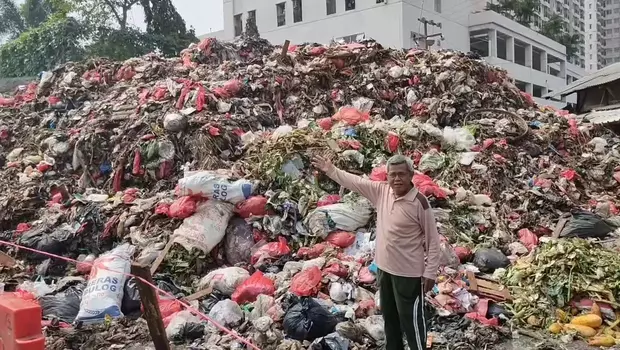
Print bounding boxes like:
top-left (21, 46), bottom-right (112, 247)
top-left (203, 0), bottom-right (585, 107)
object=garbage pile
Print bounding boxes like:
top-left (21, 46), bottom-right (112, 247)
top-left (0, 35), bottom-right (620, 349)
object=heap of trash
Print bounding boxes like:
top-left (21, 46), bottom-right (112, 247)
top-left (1, 35), bottom-right (620, 350)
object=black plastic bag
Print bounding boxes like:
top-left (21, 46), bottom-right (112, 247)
top-left (122, 275), bottom-right (187, 316)
top-left (472, 248), bottom-right (509, 272)
top-left (560, 210), bottom-right (618, 239)
top-left (199, 291), bottom-right (227, 314)
top-left (283, 297), bottom-right (338, 341)
top-left (39, 284), bottom-right (84, 323)
top-left (310, 332), bottom-right (349, 350)
top-left (224, 217), bottom-right (255, 265)
top-left (122, 277), bottom-right (141, 315)
top-left (17, 225), bottom-right (74, 258)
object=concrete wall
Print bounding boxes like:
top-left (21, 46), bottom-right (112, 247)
top-left (222, 0), bottom-right (407, 48)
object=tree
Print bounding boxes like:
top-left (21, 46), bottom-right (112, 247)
top-left (139, 0), bottom-right (196, 56)
top-left (0, 0), bottom-right (26, 39)
top-left (539, 14), bottom-right (579, 59)
top-left (0, 17), bottom-right (85, 77)
top-left (486, 0), bottom-right (541, 27)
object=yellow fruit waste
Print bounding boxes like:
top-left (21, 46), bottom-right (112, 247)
top-left (563, 324), bottom-right (598, 338)
top-left (548, 323), bottom-right (562, 334)
top-left (570, 314), bottom-right (603, 328)
top-left (588, 335), bottom-right (615, 347)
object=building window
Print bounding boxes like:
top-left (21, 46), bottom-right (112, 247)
top-left (337, 33), bottom-right (365, 43)
top-left (616, 28), bottom-right (620, 33)
top-left (293, 0), bottom-right (303, 22)
top-left (276, 2), bottom-right (286, 26)
top-left (234, 14), bottom-right (242, 37)
top-left (247, 10), bottom-right (256, 31)
top-left (589, 13), bottom-right (592, 19)
top-left (434, 0), bottom-right (442, 13)
top-left (326, 0), bottom-right (336, 14)
top-left (345, 0), bottom-right (355, 11)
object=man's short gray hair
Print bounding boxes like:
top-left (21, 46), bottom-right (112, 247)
top-left (386, 154), bottom-right (414, 172)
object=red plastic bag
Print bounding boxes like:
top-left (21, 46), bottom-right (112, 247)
top-left (356, 299), bottom-right (377, 318)
top-left (323, 263), bottom-right (349, 278)
top-left (309, 46), bottom-right (327, 56)
top-left (317, 194), bottom-right (341, 207)
top-left (358, 266), bottom-right (375, 284)
top-left (332, 107), bottom-right (369, 126)
top-left (326, 231), bottom-right (356, 248)
top-left (290, 266), bottom-right (322, 296)
top-left (141, 298), bottom-right (182, 320)
top-left (0, 97), bottom-right (15, 107)
top-left (48, 96), bottom-right (61, 105)
top-left (297, 243), bottom-right (328, 259)
top-left (385, 132), bottom-right (400, 153)
top-left (560, 169), bottom-right (577, 181)
top-left (317, 117), bottom-right (333, 130)
top-left (232, 271), bottom-right (275, 304)
top-left (15, 223), bottom-right (31, 234)
top-left (155, 202), bottom-right (171, 215)
top-left (518, 228), bottom-right (538, 251)
top-left (251, 236), bottom-right (291, 265)
top-left (411, 102), bottom-right (427, 116)
top-left (169, 196), bottom-right (197, 219)
top-left (122, 188), bottom-right (138, 204)
top-left (196, 86), bottom-right (207, 112)
top-left (338, 140), bottom-right (362, 150)
top-left (454, 246), bottom-right (472, 262)
top-left (132, 148), bottom-right (142, 176)
top-left (153, 87), bottom-right (167, 100)
top-left (482, 139), bottom-right (495, 150)
top-left (412, 174), bottom-right (446, 199)
top-left (235, 196), bottom-right (268, 218)
top-left (369, 166), bottom-right (387, 181)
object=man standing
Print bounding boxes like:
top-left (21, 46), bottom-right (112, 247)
top-left (312, 154), bottom-right (440, 350)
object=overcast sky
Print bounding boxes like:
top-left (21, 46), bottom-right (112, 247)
top-left (128, 0), bottom-right (224, 35)
top-left (11, 0), bottom-right (224, 35)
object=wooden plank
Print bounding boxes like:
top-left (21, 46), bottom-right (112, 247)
top-left (0, 251), bottom-right (15, 267)
top-left (466, 271), bottom-right (511, 301)
top-left (150, 238), bottom-right (176, 276)
top-left (131, 263), bottom-right (170, 350)
top-left (184, 286), bottom-right (214, 302)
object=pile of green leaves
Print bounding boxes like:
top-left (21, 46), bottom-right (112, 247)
top-left (503, 239), bottom-right (620, 326)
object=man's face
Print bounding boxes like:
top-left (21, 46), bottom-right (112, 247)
top-left (387, 162), bottom-right (413, 196)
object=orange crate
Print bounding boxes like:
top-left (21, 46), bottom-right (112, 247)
top-left (0, 295), bottom-right (45, 350)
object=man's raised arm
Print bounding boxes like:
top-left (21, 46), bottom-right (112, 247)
top-left (311, 155), bottom-right (383, 203)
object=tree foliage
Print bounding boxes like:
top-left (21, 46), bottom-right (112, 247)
top-left (0, 0), bottom-right (26, 39)
top-left (486, 0), bottom-right (541, 27)
top-left (0, 0), bottom-right (198, 77)
top-left (487, 1), bottom-right (580, 60)
top-left (0, 17), bottom-right (85, 77)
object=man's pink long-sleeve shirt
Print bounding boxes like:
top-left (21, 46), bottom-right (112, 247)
top-left (326, 167), bottom-right (441, 280)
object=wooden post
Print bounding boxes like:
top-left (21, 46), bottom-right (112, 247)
top-left (281, 40), bottom-right (290, 57)
top-left (131, 263), bottom-right (171, 350)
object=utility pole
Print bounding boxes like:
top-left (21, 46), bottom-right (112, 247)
top-left (416, 17), bottom-right (443, 49)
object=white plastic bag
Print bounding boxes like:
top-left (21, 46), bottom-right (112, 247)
top-left (418, 149), bottom-right (446, 172)
top-left (344, 231), bottom-right (375, 259)
top-left (197, 267), bottom-right (250, 295)
top-left (18, 278), bottom-right (55, 298)
top-left (271, 125), bottom-right (293, 140)
top-left (208, 299), bottom-right (244, 328)
top-left (75, 243), bottom-right (135, 324)
top-left (443, 127), bottom-right (475, 151)
top-left (176, 171), bottom-right (253, 204)
top-left (173, 201), bottom-right (234, 253)
top-left (361, 315), bottom-right (385, 342)
top-left (304, 198), bottom-right (372, 238)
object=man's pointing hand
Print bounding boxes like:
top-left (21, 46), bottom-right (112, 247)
top-left (311, 155), bottom-right (334, 173)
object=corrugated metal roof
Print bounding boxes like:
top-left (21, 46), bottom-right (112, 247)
top-left (582, 107), bottom-right (620, 125)
top-left (544, 62), bottom-right (620, 98)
